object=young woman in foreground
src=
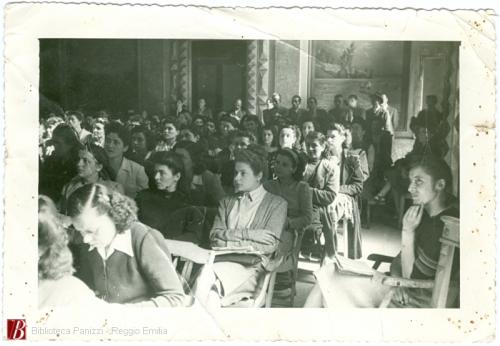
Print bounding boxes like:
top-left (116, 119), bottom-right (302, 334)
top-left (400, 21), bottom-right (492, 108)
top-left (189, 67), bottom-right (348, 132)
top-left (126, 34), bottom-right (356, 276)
top-left (304, 155), bottom-right (459, 308)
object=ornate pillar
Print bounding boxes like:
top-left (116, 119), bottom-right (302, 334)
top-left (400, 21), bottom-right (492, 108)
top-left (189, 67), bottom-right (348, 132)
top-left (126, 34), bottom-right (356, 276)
top-left (168, 40), bottom-right (192, 112)
top-left (246, 40), bottom-right (271, 120)
top-left (246, 41), bottom-right (259, 115)
top-left (257, 41), bottom-right (270, 119)
top-left (444, 43), bottom-right (460, 196)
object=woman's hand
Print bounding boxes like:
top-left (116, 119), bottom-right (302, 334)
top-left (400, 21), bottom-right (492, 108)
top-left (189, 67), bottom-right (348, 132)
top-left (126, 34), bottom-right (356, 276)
top-left (392, 287), bottom-right (409, 306)
top-left (402, 205), bottom-right (424, 232)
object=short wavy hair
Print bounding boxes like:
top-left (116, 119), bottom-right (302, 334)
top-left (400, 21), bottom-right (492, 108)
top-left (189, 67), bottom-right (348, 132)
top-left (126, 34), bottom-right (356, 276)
top-left (66, 184), bottom-right (138, 233)
top-left (234, 144), bottom-right (269, 180)
top-left (38, 196), bottom-right (74, 280)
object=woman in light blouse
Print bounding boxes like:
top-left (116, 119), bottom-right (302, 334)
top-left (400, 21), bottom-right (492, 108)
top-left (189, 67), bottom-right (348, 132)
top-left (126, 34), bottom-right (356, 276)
top-left (196, 145), bottom-right (288, 308)
top-left (105, 122), bottom-right (149, 198)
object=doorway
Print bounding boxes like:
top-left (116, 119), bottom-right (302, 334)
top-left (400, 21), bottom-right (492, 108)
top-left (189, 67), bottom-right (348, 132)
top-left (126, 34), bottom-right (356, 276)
top-left (191, 40), bottom-right (247, 115)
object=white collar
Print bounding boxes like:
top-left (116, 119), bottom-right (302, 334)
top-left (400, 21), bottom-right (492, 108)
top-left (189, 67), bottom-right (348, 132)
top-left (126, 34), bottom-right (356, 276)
top-left (246, 184), bottom-right (266, 202)
top-left (94, 229), bottom-right (134, 260)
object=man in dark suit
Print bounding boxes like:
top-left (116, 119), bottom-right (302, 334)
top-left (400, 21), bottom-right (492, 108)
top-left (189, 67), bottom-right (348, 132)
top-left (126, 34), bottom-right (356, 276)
top-left (264, 92), bottom-right (289, 127)
top-left (287, 95), bottom-right (308, 125)
top-left (303, 97), bottom-right (330, 133)
top-left (328, 94), bottom-right (347, 123)
top-left (343, 94), bottom-right (366, 124)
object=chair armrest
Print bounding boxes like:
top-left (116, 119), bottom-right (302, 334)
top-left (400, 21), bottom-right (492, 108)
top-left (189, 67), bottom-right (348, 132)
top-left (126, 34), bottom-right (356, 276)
top-left (165, 239), bottom-right (211, 264)
top-left (373, 272), bottom-right (434, 289)
top-left (367, 254), bottom-right (395, 269)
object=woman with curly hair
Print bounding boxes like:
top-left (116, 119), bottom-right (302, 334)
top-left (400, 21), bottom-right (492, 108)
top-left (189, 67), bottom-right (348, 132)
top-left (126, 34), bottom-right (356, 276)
top-left (325, 122), bottom-right (365, 259)
top-left (38, 195), bottom-right (102, 308)
top-left (67, 183), bottom-right (187, 306)
top-left (263, 148), bottom-right (312, 298)
top-left (301, 131), bottom-right (340, 261)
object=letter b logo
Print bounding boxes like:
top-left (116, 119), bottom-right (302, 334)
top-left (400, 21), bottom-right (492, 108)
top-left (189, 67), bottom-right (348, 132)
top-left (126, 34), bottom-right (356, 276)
top-left (7, 319), bottom-right (27, 340)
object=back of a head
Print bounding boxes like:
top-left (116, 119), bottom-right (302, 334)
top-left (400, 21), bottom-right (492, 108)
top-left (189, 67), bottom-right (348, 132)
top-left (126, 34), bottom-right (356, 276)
top-left (38, 202), bottom-right (74, 280)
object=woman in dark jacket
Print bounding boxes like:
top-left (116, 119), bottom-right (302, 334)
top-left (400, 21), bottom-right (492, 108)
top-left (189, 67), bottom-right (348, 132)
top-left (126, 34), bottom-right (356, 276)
top-left (135, 151), bottom-right (204, 244)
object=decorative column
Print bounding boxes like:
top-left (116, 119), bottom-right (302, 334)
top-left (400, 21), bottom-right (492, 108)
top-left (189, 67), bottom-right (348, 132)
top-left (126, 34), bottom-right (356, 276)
top-left (246, 40), bottom-right (271, 120)
top-left (246, 41), bottom-right (259, 115)
top-left (444, 43), bottom-right (460, 196)
top-left (257, 41), bottom-right (270, 119)
top-left (168, 40), bottom-right (191, 112)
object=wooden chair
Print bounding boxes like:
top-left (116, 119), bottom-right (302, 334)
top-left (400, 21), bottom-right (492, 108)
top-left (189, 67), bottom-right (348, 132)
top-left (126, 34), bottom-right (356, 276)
top-left (268, 229), bottom-right (305, 307)
top-left (368, 216), bottom-right (459, 308)
top-left (166, 239), bottom-right (277, 308)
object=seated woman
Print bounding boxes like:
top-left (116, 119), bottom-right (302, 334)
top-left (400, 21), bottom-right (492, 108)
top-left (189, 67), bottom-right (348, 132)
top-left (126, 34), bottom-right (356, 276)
top-left (105, 121), bottom-right (149, 198)
top-left (301, 131), bottom-right (340, 261)
top-left (197, 145), bottom-right (288, 308)
top-left (326, 122), bottom-right (365, 259)
top-left (67, 183), bottom-right (187, 306)
top-left (174, 140), bottom-right (225, 208)
top-left (135, 151), bottom-right (204, 244)
top-left (39, 195), bottom-right (105, 308)
top-left (279, 124), bottom-right (302, 152)
top-left (304, 155), bottom-right (459, 308)
top-left (60, 144), bottom-right (124, 211)
top-left (373, 118), bottom-right (448, 221)
top-left (263, 148), bottom-right (312, 295)
top-left (260, 125), bottom-right (278, 155)
top-left (300, 120), bottom-right (316, 152)
top-left (39, 123), bottom-right (83, 203)
top-left (241, 114), bottom-right (263, 144)
top-left (126, 125), bottom-right (154, 166)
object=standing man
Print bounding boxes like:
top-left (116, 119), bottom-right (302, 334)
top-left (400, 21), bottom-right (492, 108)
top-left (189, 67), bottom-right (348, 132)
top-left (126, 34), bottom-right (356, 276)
top-left (365, 93), bottom-right (394, 160)
top-left (288, 95), bottom-right (308, 125)
top-left (304, 97), bottom-right (329, 133)
top-left (229, 98), bottom-right (247, 123)
top-left (381, 93), bottom-right (399, 132)
top-left (342, 94), bottom-right (366, 125)
top-left (328, 94), bottom-right (346, 123)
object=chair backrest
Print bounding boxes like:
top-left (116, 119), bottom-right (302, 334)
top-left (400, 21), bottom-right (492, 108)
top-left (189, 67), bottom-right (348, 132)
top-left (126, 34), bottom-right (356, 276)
top-left (431, 215), bottom-right (460, 308)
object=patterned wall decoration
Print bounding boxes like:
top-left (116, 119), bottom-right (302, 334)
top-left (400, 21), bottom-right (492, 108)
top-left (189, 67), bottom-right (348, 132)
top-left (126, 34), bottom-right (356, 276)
top-left (169, 40), bottom-right (179, 106)
top-left (178, 40), bottom-right (191, 105)
top-left (444, 44), bottom-right (460, 196)
top-left (168, 40), bottom-right (191, 110)
top-left (257, 41), bottom-right (270, 116)
top-left (246, 41), bottom-right (259, 115)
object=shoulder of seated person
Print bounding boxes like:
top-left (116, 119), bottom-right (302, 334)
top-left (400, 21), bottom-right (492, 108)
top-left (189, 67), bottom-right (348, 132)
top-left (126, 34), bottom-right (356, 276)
top-left (265, 191), bottom-right (287, 205)
top-left (322, 157), bottom-right (339, 169)
top-left (125, 157), bottom-right (145, 170)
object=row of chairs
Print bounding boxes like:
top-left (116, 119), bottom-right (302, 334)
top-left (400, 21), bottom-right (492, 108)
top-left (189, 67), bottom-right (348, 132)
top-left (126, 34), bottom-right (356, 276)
top-left (170, 204), bottom-right (459, 308)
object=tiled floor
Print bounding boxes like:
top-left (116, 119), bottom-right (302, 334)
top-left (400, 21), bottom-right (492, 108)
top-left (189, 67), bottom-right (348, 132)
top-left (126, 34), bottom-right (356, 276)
top-left (272, 205), bottom-right (402, 308)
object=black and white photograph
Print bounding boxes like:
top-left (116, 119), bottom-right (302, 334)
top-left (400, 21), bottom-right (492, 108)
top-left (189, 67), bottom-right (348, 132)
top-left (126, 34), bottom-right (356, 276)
top-left (2, 3), bottom-right (496, 342)
top-left (37, 38), bottom-right (460, 309)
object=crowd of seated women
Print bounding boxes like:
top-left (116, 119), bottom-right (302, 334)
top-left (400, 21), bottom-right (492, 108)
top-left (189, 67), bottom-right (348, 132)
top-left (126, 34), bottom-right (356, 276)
top-left (38, 90), bottom-right (457, 309)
